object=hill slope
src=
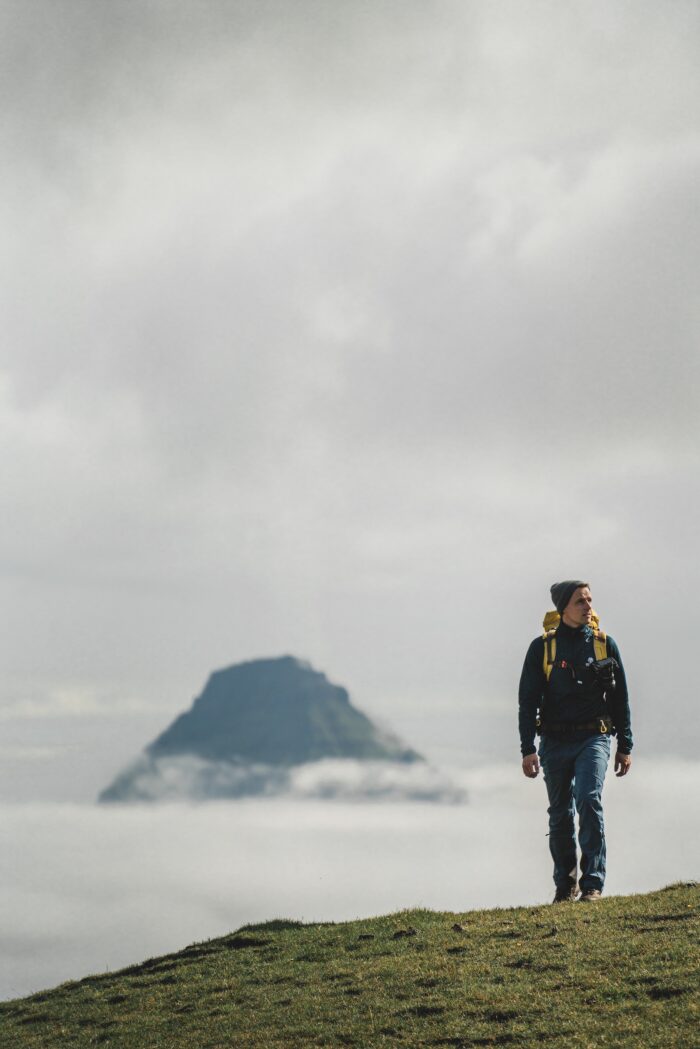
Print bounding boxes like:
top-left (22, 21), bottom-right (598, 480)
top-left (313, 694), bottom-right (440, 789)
top-left (1, 883), bottom-right (697, 1048)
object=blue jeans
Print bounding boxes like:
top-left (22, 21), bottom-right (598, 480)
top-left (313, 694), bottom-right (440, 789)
top-left (538, 733), bottom-right (611, 894)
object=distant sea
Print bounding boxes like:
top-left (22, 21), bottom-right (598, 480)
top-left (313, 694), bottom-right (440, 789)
top-left (1, 758), bottom-right (697, 1001)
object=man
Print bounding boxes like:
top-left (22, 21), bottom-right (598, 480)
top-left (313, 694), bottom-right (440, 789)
top-left (519, 581), bottom-right (633, 903)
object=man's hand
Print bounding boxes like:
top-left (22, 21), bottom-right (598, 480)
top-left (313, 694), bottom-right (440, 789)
top-left (522, 752), bottom-right (540, 778)
top-left (615, 751), bottom-right (632, 777)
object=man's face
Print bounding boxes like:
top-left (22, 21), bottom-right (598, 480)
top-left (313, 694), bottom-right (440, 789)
top-left (561, 585), bottom-right (593, 628)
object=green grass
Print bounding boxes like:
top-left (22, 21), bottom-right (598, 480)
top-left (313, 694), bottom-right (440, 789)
top-left (1, 883), bottom-right (697, 1048)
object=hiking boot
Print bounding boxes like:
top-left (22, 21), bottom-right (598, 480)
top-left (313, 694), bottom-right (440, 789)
top-left (579, 889), bottom-right (603, 902)
top-left (552, 884), bottom-right (579, 903)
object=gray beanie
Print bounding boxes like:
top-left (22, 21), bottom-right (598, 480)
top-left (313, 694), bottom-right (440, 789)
top-left (550, 580), bottom-right (588, 615)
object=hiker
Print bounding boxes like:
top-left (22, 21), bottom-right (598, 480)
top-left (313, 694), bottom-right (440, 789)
top-left (519, 581), bottom-right (633, 903)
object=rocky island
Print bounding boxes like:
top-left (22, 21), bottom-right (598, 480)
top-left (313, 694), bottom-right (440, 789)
top-left (99, 656), bottom-right (464, 803)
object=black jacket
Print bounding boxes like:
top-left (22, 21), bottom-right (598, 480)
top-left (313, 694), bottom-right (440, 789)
top-left (518, 620), bottom-right (633, 757)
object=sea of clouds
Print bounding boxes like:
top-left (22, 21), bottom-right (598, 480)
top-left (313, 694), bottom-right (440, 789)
top-left (101, 755), bottom-right (468, 803)
top-left (2, 757), bottom-right (698, 1002)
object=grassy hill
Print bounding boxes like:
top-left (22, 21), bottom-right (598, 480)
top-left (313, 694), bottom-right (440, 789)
top-left (1, 883), bottom-right (697, 1048)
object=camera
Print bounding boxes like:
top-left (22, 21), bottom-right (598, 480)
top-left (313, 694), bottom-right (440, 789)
top-left (589, 657), bottom-right (618, 691)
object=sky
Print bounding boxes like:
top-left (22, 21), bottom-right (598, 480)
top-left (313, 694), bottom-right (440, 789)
top-left (1, 0), bottom-right (700, 802)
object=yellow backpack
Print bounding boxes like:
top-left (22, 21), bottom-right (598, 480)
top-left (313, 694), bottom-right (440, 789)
top-left (542, 610), bottom-right (608, 681)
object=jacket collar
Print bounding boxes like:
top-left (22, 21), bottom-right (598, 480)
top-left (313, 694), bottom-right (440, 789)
top-left (557, 620), bottom-right (592, 640)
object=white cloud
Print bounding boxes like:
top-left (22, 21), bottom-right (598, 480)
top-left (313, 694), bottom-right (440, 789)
top-left (1, 757), bottom-right (697, 1001)
top-left (100, 755), bottom-right (467, 804)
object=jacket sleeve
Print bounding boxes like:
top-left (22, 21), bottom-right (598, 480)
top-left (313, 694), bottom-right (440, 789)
top-left (518, 637), bottom-right (545, 757)
top-left (606, 636), bottom-right (633, 753)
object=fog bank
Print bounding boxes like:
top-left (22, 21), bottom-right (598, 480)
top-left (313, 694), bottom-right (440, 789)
top-left (2, 757), bottom-right (697, 1001)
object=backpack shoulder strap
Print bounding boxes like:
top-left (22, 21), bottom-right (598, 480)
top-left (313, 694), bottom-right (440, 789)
top-left (592, 628), bottom-right (607, 662)
top-left (543, 631), bottom-right (557, 681)
top-left (542, 611), bottom-right (560, 681)
top-left (588, 611), bottom-right (608, 661)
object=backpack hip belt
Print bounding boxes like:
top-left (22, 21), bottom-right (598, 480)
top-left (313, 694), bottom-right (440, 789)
top-left (538, 716), bottom-right (613, 737)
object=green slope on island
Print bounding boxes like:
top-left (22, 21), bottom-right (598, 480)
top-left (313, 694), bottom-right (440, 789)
top-left (1, 884), bottom-right (698, 1048)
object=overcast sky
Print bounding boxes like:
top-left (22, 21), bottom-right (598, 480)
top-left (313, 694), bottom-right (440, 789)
top-left (1, 1), bottom-right (699, 800)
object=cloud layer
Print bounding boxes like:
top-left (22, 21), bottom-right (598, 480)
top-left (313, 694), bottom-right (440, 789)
top-left (1, 757), bottom-right (697, 1001)
top-left (99, 755), bottom-right (468, 804)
